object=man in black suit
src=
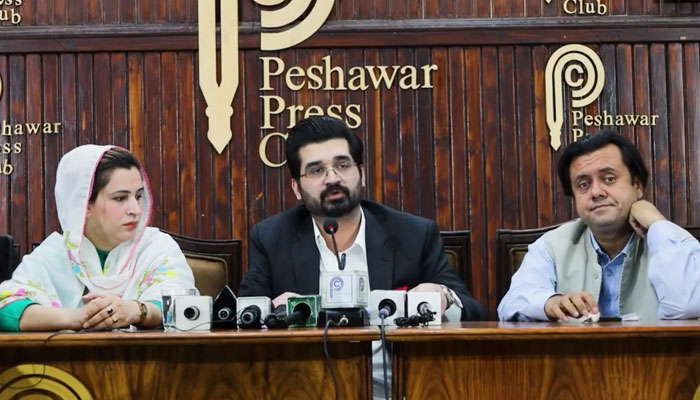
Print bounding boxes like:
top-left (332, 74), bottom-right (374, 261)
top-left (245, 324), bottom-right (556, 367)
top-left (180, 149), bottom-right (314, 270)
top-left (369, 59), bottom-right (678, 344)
top-left (239, 116), bottom-right (485, 321)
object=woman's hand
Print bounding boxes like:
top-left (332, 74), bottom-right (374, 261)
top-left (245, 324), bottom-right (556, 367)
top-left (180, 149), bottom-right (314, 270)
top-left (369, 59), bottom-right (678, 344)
top-left (19, 304), bottom-right (100, 332)
top-left (81, 293), bottom-right (141, 330)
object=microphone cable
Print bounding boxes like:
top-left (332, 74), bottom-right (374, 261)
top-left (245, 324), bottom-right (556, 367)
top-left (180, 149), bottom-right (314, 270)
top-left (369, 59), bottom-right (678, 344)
top-left (380, 313), bottom-right (390, 400)
top-left (1, 315), bottom-right (242, 390)
top-left (322, 318), bottom-right (340, 400)
top-left (395, 302), bottom-right (436, 327)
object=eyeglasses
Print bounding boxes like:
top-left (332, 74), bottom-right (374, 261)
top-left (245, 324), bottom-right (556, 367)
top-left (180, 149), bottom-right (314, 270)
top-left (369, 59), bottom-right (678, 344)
top-left (300, 160), bottom-right (358, 179)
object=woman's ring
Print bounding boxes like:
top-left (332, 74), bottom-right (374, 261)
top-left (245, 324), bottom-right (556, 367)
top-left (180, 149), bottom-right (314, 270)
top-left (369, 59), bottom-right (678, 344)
top-left (106, 307), bottom-right (114, 315)
top-left (112, 316), bottom-right (119, 323)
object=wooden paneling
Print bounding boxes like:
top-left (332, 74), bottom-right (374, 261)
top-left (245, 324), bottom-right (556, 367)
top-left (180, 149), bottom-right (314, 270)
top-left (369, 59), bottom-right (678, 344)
top-left (392, 321), bottom-right (700, 399)
top-left (10, 0), bottom-right (700, 26)
top-left (1, 7), bottom-right (700, 318)
top-left (0, 329), bottom-right (376, 399)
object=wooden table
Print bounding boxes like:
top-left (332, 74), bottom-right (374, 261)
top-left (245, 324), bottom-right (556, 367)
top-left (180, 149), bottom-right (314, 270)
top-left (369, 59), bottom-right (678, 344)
top-left (389, 321), bottom-right (700, 400)
top-left (0, 327), bottom-right (379, 399)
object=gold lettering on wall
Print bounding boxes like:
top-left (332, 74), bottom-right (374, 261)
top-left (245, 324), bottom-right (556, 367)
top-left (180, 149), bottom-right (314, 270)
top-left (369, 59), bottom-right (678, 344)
top-left (257, 55), bottom-right (438, 166)
top-left (259, 131), bottom-right (288, 167)
top-left (254, 0), bottom-right (336, 51)
top-left (0, 73), bottom-right (62, 176)
top-left (0, 0), bottom-right (23, 25)
top-left (545, 44), bottom-right (605, 150)
top-left (543, 44), bottom-right (659, 149)
top-left (197, 0), bottom-right (238, 154)
top-left (546, 0), bottom-right (608, 15)
top-left (196, 1), bottom-right (438, 166)
top-left (261, 56), bottom-right (437, 91)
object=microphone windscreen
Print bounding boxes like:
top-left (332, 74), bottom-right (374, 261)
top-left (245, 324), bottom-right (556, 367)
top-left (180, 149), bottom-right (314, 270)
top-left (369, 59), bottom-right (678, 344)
top-left (378, 298), bottom-right (397, 317)
top-left (323, 217), bottom-right (339, 234)
top-left (293, 302), bottom-right (312, 319)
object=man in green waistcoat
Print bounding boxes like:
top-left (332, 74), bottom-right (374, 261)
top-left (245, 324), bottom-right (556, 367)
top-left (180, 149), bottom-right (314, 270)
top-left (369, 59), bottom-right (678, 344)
top-left (498, 130), bottom-right (700, 321)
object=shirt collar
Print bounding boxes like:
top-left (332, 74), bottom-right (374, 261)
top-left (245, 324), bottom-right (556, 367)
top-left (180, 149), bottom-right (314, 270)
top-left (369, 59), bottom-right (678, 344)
top-left (589, 231), bottom-right (634, 264)
top-left (312, 208), bottom-right (367, 255)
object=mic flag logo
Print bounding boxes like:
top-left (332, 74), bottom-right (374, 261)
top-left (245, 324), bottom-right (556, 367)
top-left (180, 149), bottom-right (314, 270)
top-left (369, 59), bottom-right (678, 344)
top-left (255, 0), bottom-right (335, 51)
top-left (197, 0), bottom-right (335, 154)
top-left (329, 276), bottom-right (344, 299)
top-left (545, 44), bottom-right (605, 150)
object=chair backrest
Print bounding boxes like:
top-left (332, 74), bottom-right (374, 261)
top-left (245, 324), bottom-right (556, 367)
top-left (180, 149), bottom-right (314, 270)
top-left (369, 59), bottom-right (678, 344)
top-left (440, 230), bottom-right (471, 291)
top-left (163, 231), bottom-right (243, 297)
top-left (0, 235), bottom-right (19, 281)
top-left (685, 227), bottom-right (700, 242)
top-left (496, 225), bottom-right (560, 301)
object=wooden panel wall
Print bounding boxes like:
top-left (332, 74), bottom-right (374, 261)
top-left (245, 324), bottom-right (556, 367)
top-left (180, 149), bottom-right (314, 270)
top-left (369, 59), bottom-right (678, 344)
top-left (11, 0), bottom-right (700, 25)
top-left (1, 2), bottom-right (699, 318)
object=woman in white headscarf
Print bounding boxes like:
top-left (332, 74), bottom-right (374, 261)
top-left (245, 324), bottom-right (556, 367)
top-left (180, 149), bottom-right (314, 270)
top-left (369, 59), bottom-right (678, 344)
top-left (0, 145), bottom-right (196, 331)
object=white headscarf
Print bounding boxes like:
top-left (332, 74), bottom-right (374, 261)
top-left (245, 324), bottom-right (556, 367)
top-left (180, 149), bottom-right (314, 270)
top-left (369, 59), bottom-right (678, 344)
top-left (57, 144), bottom-right (152, 291)
top-left (0, 145), bottom-right (196, 310)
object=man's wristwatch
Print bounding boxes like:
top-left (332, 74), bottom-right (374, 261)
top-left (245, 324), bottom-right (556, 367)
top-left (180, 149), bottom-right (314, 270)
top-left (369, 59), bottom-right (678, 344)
top-left (439, 284), bottom-right (457, 309)
top-left (134, 300), bottom-right (148, 326)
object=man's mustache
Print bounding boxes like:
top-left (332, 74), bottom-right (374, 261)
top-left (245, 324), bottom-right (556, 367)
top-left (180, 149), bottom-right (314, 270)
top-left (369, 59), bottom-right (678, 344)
top-left (321, 184), bottom-right (350, 200)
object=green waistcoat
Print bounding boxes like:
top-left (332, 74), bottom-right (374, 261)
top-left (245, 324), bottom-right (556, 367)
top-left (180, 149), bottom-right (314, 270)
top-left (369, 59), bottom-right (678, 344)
top-left (541, 219), bottom-right (659, 320)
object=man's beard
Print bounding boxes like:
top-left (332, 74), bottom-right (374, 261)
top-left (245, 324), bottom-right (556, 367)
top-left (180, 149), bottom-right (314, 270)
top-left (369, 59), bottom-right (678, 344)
top-left (300, 182), bottom-right (362, 218)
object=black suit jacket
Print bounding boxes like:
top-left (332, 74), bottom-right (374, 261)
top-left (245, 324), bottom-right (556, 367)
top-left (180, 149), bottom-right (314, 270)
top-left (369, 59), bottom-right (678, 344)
top-left (239, 200), bottom-right (486, 321)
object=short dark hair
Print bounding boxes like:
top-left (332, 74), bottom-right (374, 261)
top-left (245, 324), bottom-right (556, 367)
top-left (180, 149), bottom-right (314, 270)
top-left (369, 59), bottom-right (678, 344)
top-left (557, 130), bottom-right (649, 197)
top-left (89, 148), bottom-right (142, 202)
top-left (285, 116), bottom-right (363, 180)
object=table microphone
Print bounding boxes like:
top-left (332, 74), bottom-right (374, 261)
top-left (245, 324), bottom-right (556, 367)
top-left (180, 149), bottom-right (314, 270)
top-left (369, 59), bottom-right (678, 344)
top-left (285, 302), bottom-right (312, 326)
top-left (417, 302), bottom-right (436, 319)
top-left (236, 296), bottom-right (270, 329)
top-left (370, 290), bottom-right (406, 326)
top-left (378, 298), bottom-right (397, 319)
top-left (212, 285), bottom-right (237, 329)
top-left (239, 305), bottom-right (263, 329)
top-left (319, 219), bottom-right (369, 311)
top-left (286, 295), bottom-right (321, 328)
top-left (264, 304), bottom-right (288, 329)
top-left (323, 217), bottom-right (346, 270)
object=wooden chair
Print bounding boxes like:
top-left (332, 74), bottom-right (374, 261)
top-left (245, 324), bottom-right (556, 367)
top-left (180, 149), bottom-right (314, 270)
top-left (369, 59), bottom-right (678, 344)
top-left (440, 230), bottom-right (471, 292)
top-left (686, 227), bottom-right (700, 242)
top-left (496, 225), bottom-right (560, 302)
top-left (163, 231), bottom-right (243, 297)
top-left (0, 235), bottom-right (20, 281)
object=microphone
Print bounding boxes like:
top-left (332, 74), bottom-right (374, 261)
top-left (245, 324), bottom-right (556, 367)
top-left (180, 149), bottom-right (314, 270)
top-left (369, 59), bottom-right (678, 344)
top-left (323, 217), bottom-right (345, 270)
top-left (239, 305), bottom-right (262, 328)
top-left (286, 295), bottom-right (321, 328)
top-left (236, 296), bottom-right (271, 329)
top-left (417, 301), bottom-right (435, 317)
top-left (404, 291), bottom-right (441, 326)
top-left (285, 302), bottom-right (312, 326)
top-left (319, 218), bottom-right (369, 309)
top-left (263, 304), bottom-right (288, 329)
top-left (370, 290), bottom-right (406, 326)
top-left (320, 270), bottom-right (369, 309)
top-left (212, 285), bottom-right (237, 329)
top-left (264, 303), bottom-right (315, 329)
top-left (378, 299), bottom-right (397, 319)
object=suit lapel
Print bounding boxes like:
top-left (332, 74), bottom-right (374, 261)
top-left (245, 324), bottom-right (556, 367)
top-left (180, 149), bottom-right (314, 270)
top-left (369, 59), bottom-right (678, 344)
top-left (364, 207), bottom-right (394, 290)
top-left (291, 216), bottom-right (321, 295)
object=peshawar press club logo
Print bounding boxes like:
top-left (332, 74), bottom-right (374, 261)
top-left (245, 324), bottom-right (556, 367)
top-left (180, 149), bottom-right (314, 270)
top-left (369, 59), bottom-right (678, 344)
top-left (544, 44), bottom-right (605, 150)
top-left (198, 0), bottom-right (335, 153)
